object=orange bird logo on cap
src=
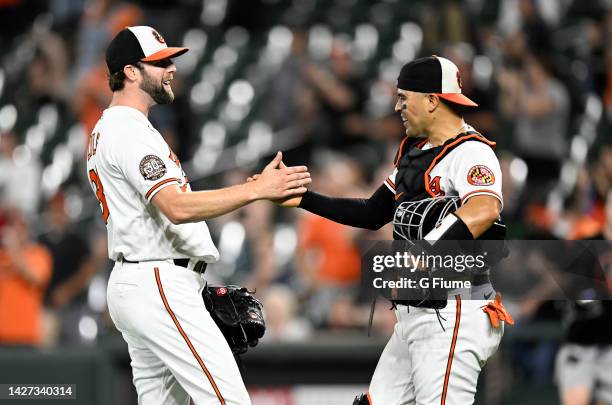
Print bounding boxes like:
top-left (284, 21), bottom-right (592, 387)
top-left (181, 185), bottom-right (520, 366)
top-left (152, 29), bottom-right (166, 44)
top-left (456, 71), bottom-right (463, 89)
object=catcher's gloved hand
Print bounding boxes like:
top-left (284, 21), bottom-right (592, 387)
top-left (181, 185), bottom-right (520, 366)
top-left (202, 285), bottom-right (266, 355)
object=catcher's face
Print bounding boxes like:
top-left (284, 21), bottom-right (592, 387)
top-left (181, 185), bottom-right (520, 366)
top-left (395, 89), bottom-right (431, 137)
top-left (139, 58), bottom-right (176, 105)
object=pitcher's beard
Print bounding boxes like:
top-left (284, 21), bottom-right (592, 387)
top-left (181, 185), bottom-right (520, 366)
top-left (140, 72), bottom-right (174, 104)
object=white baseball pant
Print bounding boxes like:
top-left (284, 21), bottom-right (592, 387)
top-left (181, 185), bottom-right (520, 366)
top-left (368, 293), bottom-right (504, 405)
top-left (107, 260), bottom-right (250, 405)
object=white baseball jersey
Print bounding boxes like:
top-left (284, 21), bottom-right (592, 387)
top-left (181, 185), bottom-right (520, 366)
top-left (367, 124), bottom-right (508, 405)
top-left (86, 105), bottom-right (219, 262)
top-left (95, 106), bottom-right (249, 404)
top-left (384, 124), bottom-right (503, 209)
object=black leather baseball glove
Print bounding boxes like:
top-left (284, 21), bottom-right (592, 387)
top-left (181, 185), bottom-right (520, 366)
top-left (202, 285), bottom-right (266, 355)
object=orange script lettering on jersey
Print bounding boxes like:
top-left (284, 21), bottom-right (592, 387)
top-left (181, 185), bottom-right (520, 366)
top-left (87, 132), bottom-right (100, 161)
top-left (169, 148), bottom-right (189, 192)
top-left (428, 176), bottom-right (445, 197)
top-left (169, 149), bottom-right (180, 167)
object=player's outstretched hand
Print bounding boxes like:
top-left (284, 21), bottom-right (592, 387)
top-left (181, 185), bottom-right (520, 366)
top-left (247, 159), bottom-right (307, 207)
top-left (251, 152), bottom-right (311, 201)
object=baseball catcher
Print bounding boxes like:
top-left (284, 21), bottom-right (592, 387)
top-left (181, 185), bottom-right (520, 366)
top-left (256, 55), bottom-right (515, 405)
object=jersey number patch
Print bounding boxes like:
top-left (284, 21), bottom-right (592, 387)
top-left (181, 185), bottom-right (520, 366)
top-left (89, 168), bottom-right (110, 224)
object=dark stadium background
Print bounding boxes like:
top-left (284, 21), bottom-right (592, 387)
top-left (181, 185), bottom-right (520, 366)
top-left (1, 0), bottom-right (611, 403)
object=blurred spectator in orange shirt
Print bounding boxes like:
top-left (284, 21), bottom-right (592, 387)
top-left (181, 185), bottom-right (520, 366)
top-left (297, 154), bottom-right (365, 290)
top-left (296, 154), bottom-right (367, 329)
top-left (298, 214), bottom-right (361, 288)
top-left (0, 208), bottom-right (52, 346)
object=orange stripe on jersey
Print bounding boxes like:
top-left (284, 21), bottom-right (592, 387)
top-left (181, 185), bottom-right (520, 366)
top-left (367, 391), bottom-right (373, 404)
top-left (416, 138), bottom-right (428, 149)
top-left (424, 133), bottom-right (496, 198)
top-left (145, 178), bottom-right (179, 200)
top-left (441, 296), bottom-right (461, 405)
top-left (394, 136), bottom-right (410, 167)
top-left (385, 178), bottom-right (396, 190)
top-left (460, 189), bottom-right (502, 204)
top-left (154, 268), bottom-right (226, 405)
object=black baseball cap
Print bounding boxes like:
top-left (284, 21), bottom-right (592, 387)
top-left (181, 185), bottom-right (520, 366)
top-left (106, 26), bottom-right (188, 74)
top-left (397, 56), bottom-right (477, 107)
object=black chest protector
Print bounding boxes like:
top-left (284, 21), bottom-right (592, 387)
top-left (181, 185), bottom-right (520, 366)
top-left (391, 131), bottom-right (505, 242)
top-left (389, 131), bottom-right (505, 309)
top-left (392, 130), bottom-right (496, 210)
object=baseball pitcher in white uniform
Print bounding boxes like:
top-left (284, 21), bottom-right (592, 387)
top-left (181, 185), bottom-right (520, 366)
top-left (86, 26), bottom-right (311, 405)
top-left (263, 56), bottom-right (514, 404)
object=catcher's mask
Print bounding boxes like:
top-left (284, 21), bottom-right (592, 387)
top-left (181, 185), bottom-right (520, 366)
top-left (393, 196), bottom-right (461, 240)
top-left (393, 194), bottom-right (507, 248)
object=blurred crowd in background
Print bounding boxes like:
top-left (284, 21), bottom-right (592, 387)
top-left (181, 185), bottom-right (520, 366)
top-left (1, 0), bottom-right (612, 397)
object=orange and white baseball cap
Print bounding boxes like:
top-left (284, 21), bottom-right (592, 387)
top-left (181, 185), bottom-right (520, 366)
top-left (396, 56), bottom-right (477, 107)
top-left (105, 26), bottom-right (188, 74)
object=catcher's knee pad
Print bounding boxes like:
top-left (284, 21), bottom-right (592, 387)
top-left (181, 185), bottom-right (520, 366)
top-left (353, 393), bottom-right (369, 405)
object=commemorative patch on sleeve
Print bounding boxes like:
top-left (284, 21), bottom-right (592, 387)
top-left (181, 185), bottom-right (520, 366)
top-left (467, 165), bottom-right (495, 186)
top-left (139, 155), bottom-right (167, 181)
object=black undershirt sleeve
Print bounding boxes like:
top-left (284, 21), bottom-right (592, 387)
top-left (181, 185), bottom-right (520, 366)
top-left (297, 184), bottom-right (395, 230)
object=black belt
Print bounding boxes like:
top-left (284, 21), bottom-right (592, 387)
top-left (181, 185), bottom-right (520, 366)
top-left (392, 274), bottom-right (491, 309)
top-left (121, 258), bottom-right (207, 274)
